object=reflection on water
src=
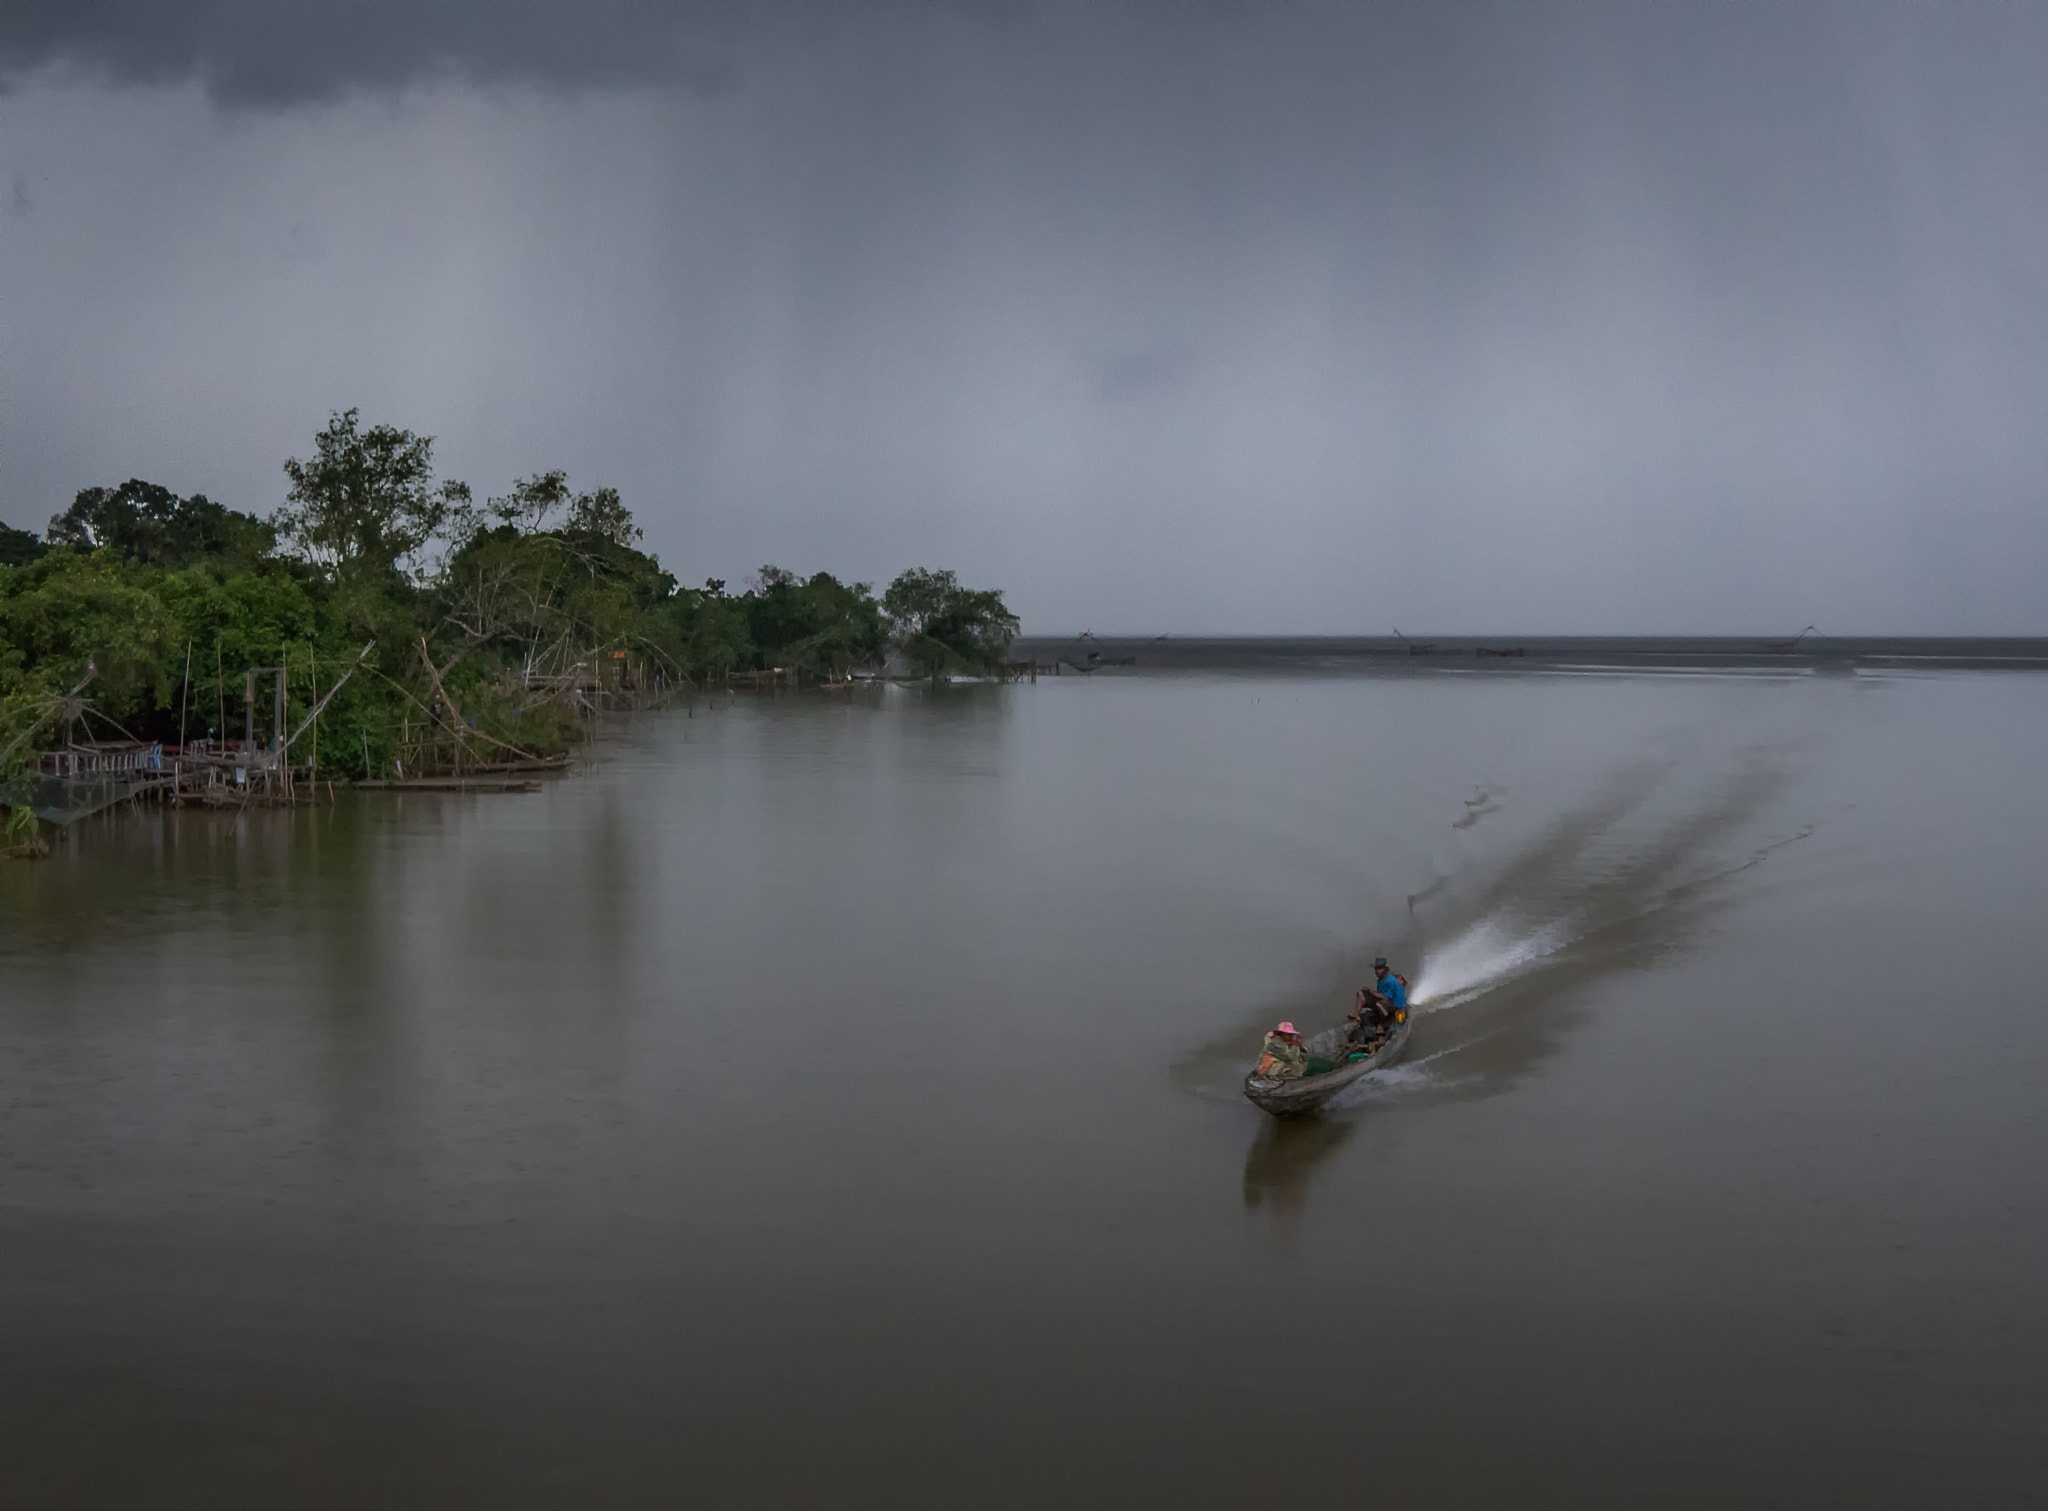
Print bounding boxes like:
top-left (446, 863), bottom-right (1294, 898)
top-left (1242, 1113), bottom-right (1357, 1220)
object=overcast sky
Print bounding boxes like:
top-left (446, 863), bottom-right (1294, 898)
top-left (3, 2), bottom-right (2045, 633)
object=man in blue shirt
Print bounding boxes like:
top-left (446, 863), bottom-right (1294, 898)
top-left (1346, 956), bottom-right (1410, 1049)
top-left (1370, 956), bottom-right (1408, 1020)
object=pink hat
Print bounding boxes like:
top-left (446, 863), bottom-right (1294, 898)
top-left (1276, 1021), bottom-right (1298, 1035)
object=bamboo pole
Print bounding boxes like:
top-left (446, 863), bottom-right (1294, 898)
top-left (361, 656), bottom-right (539, 765)
top-left (178, 641), bottom-right (192, 748)
top-left (280, 645), bottom-right (369, 763)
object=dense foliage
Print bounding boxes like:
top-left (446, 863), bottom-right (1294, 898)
top-left (0, 522), bottom-right (47, 567)
top-left (883, 567), bottom-right (1023, 680)
top-left (48, 479), bottom-right (276, 566)
top-left (0, 412), bottom-right (1020, 783)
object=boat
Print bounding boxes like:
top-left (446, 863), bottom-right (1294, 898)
top-left (1243, 1017), bottom-right (1413, 1115)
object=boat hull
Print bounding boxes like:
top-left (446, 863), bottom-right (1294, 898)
top-left (1243, 1018), bottom-right (1413, 1115)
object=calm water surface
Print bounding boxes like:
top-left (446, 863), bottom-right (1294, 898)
top-left (3, 660), bottom-right (2046, 1506)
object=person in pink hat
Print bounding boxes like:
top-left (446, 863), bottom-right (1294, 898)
top-left (1256, 1020), bottom-right (1307, 1080)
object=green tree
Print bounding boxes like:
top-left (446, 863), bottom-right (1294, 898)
top-left (563, 485), bottom-right (639, 547)
top-left (0, 551), bottom-right (179, 712)
top-left (0, 523), bottom-right (44, 567)
top-left (434, 479), bottom-right (685, 715)
top-left (2, 407), bottom-right (1047, 811)
top-left (671, 580), bottom-right (752, 677)
top-left (744, 566), bottom-right (887, 676)
top-left (883, 567), bottom-right (1019, 679)
top-left (0, 547), bottom-right (330, 753)
top-left (446, 470), bottom-right (571, 546)
top-left (47, 479), bottom-right (274, 566)
top-left (276, 410), bottom-right (470, 582)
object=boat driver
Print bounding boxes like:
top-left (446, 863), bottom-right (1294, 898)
top-left (1347, 988), bottom-right (1388, 1048)
top-left (1369, 957), bottom-right (1409, 1023)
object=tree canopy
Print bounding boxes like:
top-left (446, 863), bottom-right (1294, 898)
top-left (275, 409), bottom-right (469, 582)
top-left (884, 567), bottom-right (1022, 679)
top-left (0, 523), bottom-right (44, 568)
top-left (48, 480), bottom-right (273, 566)
top-left (0, 411), bottom-right (1022, 784)
top-left (744, 567), bottom-right (888, 677)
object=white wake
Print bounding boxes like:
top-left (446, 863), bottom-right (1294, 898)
top-left (1408, 918), bottom-right (1572, 1012)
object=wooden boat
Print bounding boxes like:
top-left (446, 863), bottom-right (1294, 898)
top-left (1243, 1017), bottom-right (1413, 1116)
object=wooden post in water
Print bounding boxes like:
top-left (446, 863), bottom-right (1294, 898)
top-left (274, 662), bottom-right (288, 802)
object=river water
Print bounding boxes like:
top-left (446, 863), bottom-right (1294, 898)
top-left (4, 649), bottom-right (2046, 1506)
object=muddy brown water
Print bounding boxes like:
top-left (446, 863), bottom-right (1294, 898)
top-left (4, 652), bottom-right (2045, 1506)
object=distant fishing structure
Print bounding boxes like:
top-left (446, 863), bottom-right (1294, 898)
top-left (1763, 624), bottom-right (1824, 654)
top-left (1026, 630), bottom-right (1138, 676)
top-left (1392, 627), bottom-right (1435, 655)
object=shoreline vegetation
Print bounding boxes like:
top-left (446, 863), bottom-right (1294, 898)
top-left (0, 410), bottom-right (1019, 854)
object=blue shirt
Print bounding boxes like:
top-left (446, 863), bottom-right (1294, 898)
top-left (1375, 971), bottom-right (1407, 1011)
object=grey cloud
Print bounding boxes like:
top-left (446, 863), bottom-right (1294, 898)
top-left (2, 3), bottom-right (2046, 633)
top-left (0, 0), bottom-right (754, 105)
top-left (1091, 346), bottom-right (1199, 404)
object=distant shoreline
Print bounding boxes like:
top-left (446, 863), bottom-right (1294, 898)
top-left (1009, 635), bottom-right (2048, 674)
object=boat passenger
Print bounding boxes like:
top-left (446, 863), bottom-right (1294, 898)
top-left (1256, 1021), bottom-right (1308, 1080)
top-left (1370, 957), bottom-right (1409, 1024)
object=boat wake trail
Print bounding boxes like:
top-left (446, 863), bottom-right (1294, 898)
top-left (1403, 760), bottom-right (1815, 1026)
top-left (1183, 748), bottom-right (1816, 1113)
top-left (1229, 744), bottom-right (1820, 1218)
top-left (1408, 920), bottom-right (1572, 1012)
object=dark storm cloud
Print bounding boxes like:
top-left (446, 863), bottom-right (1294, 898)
top-left (0, 0), bottom-right (756, 104)
top-left (3, 2), bottom-right (2046, 631)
